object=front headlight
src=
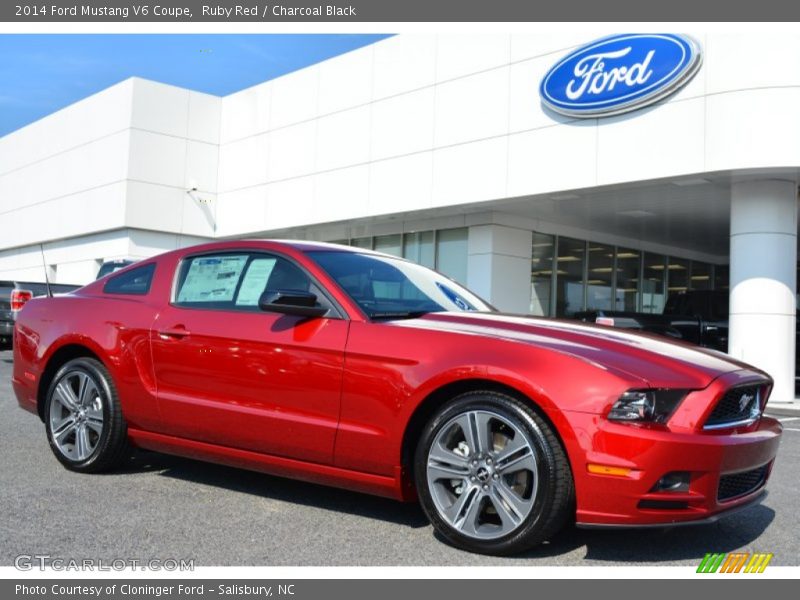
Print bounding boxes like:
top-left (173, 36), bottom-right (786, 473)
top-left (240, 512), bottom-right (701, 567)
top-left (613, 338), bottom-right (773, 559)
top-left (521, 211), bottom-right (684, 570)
top-left (607, 389), bottom-right (688, 424)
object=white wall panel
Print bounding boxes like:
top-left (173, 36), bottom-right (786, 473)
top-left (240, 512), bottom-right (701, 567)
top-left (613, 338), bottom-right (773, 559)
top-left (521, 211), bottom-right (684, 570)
top-left (220, 83), bottom-right (271, 144)
top-left (266, 121), bottom-right (317, 182)
top-left (125, 181), bottom-right (185, 233)
top-left (264, 177), bottom-right (316, 231)
top-left (126, 181), bottom-right (217, 238)
top-left (705, 33), bottom-right (800, 94)
top-left (127, 129), bottom-right (187, 188)
top-left (434, 67), bottom-right (510, 147)
top-left (0, 130), bottom-right (130, 215)
top-left (370, 88), bottom-right (435, 161)
top-left (435, 34), bottom-right (510, 82)
top-left (215, 187), bottom-right (268, 237)
top-left (509, 56), bottom-right (578, 134)
top-left (187, 92), bottom-right (222, 144)
top-left (1, 183), bottom-right (127, 250)
top-left (0, 79), bottom-right (133, 176)
top-left (369, 152), bottom-right (434, 215)
top-left (507, 122), bottom-right (597, 197)
top-left (597, 97), bottom-right (706, 185)
top-left (431, 137), bottom-right (508, 207)
top-left (127, 229), bottom-right (213, 258)
top-left (510, 32), bottom-right (602, 63)
top-left (269, 66), bottom-right (319, 130)
top-left (317, 45), bottom-right (374, 114)
top-left (130, 78), bottom-right (189, 137)
top-left (185, 140), bottom-right (219, 193)
top-left (315, 106), bottom-right (371, 172)
top-left (313, 165), bottom-right (370, 223)
top-left (705, 88), bottom-right (800, 170)
top-left (372, 35), bottom-right (436, 100)
top-left (218, 134), bottom-right (269, 193)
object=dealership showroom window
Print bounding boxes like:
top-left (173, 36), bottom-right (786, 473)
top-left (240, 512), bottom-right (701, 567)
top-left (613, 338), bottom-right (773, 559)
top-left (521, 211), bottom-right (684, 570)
top-left (0, 31), bottom-right (797, 405)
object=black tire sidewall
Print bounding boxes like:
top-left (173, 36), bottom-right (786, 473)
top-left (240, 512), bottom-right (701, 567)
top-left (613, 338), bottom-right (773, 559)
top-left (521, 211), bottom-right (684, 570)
top-left (414, 391), bottom-right (566, 555)
top-left (44, 358), bottom-right (118, 471)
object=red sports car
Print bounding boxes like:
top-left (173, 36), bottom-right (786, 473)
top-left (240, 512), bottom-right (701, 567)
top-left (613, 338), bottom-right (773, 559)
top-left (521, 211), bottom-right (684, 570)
top-left (12, 240), bottom-right (782, 555)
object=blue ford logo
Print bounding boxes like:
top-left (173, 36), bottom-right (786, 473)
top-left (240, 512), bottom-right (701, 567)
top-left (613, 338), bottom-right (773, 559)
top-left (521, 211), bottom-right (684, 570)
top-left (540, 34), bottom-right (702, 118)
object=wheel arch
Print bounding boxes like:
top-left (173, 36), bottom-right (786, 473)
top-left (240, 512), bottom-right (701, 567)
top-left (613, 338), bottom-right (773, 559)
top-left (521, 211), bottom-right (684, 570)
top-left (37, 343), bottom-right (104, 421)
top-left (400, 377), bottom-right (575, 491)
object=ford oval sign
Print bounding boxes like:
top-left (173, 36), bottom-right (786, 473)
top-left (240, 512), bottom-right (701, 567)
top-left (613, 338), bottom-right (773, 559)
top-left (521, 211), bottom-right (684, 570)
top-left (540, 34), bottom-right (702, 118)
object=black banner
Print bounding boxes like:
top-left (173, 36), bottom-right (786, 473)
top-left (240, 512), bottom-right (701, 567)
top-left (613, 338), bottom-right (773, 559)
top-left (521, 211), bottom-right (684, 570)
top-left (3, 579), bottom-right (798, 600)
top-left (3, 0), bottom-right (800, 22)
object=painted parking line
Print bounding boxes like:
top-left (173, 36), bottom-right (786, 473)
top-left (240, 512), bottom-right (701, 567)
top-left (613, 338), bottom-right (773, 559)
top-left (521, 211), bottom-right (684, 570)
top-left (782, 428), bottom-right (800, 432)
top-left (764, 415), bottom-right (800, 422)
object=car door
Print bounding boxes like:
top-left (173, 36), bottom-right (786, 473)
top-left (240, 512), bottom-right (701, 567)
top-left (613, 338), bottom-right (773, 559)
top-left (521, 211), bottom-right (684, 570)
top-left (149, 250), bottom-right (348, 465)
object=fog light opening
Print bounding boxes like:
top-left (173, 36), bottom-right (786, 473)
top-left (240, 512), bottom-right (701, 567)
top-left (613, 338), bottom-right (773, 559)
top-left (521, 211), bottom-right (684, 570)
top-left (650, 471), bottom-right (691, 493)
top-left (637, 499), bottom-right (690, 510)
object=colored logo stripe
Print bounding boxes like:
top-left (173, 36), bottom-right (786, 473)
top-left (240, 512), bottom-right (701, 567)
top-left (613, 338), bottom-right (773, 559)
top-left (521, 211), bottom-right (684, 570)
top-left (720, 553), bottom-right (749, 573)
top-left (697, 553), bottom-right (726, 573)
top-left (745, 553), bottom-right (773, 573)
top-left (697, 552), bottom-right (773, 573)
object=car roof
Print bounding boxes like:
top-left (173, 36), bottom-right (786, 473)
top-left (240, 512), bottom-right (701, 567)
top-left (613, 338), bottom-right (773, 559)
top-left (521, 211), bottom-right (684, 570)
top-left (170, 239), bottom-right (382, 256)
top-left (255, 239), bottom-right (366, 252)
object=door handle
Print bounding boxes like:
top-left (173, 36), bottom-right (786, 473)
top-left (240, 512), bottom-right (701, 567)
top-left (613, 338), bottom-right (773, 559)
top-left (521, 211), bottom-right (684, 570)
top-left (158, 325), bottom-right (191, 340)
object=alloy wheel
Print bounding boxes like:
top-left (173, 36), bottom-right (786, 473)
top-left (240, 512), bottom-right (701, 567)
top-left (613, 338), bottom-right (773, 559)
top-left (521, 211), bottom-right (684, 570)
top-left (425, 409), bottom-right (538, 540)
top-left (48, 369), bottom-right (105, 461)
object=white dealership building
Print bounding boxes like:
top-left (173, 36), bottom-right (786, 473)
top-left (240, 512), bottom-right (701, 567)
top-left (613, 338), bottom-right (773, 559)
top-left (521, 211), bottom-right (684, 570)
top-left (0, 31), bottom-right (798, 403)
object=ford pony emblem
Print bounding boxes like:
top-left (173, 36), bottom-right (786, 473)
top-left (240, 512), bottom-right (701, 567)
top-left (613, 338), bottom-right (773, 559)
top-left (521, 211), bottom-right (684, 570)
top-left (540, 34), bottom-right (702, 118)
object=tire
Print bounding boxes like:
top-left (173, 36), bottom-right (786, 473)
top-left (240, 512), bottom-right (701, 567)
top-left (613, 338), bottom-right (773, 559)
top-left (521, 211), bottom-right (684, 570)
top-left (414, 390), bottom-right (573, 555)
top-left (44, 357), bottom-right (128, 473)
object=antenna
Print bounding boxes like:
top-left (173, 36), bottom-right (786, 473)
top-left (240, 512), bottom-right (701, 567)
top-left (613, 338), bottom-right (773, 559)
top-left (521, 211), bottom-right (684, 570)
top-left (39, 243), bottom-right (52, 298)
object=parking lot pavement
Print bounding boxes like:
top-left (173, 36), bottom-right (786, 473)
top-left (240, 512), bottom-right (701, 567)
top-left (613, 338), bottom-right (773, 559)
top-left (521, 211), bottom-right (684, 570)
top-left (0, 348), bottom-right (797, 567)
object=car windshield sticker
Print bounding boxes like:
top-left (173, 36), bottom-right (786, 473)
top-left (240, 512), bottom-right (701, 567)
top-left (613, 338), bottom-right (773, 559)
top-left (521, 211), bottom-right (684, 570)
top-left (436, 282), bottom-right (477, 311)
top-left (235, 258), bottom-right (277, 306)
top-left (178, 255), bottom-right (248, 302)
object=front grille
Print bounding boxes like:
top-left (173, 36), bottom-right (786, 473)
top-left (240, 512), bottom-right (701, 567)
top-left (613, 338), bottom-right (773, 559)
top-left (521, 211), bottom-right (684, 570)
top-left (704, 385), bottom-right (763, 430)
top-left (718, 464), bottom-right (769, 502)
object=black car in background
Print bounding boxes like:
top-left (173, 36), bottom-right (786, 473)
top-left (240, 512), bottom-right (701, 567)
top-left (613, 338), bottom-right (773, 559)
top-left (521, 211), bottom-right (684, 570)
top-left (576, 290), bottom-right (730, 351)
top-left (0, 281), bottom-right (80, 349)
top-left (575, 289), bottom-right (800, 390)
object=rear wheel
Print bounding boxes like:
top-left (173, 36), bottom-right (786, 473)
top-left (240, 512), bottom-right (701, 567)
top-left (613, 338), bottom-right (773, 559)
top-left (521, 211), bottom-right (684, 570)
top-left (44, 357), bottom-right (128, 472)
top-left (414, 391), bottom-right (573, 555)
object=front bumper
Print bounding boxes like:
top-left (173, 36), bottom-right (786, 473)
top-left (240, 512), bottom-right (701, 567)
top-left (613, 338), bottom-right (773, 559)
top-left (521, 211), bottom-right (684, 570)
top-left (577, 489), bottom-right (768, 529)
top-left (568, 413), bottom-right (781, 526)
top-left (565, 372), bottom-right (782, 527)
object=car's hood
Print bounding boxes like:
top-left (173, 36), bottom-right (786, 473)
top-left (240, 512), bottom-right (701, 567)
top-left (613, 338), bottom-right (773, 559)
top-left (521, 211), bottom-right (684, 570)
top-left (398, 312), bottom-right (760, 389)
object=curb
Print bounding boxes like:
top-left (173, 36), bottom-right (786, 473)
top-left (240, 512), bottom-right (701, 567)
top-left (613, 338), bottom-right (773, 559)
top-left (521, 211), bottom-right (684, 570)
top-left (764, 403), bottom-right (800, 418)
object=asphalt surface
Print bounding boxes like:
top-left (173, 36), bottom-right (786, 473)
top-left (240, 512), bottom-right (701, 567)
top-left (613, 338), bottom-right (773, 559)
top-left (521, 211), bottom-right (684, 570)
top-left (0, 348), bottom-right (797, 566)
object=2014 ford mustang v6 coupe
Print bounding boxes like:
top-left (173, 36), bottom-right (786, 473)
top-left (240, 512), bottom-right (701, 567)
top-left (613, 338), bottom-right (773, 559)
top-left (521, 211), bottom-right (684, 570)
top-left (12, 240), bottom-right (782, 555)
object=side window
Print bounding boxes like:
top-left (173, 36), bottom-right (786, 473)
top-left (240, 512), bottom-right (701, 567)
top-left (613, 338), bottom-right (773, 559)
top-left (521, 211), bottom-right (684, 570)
top-left (103, 263), bottom-right (156, 295)
top-left (174, 252), bottom-right (335, 314)
top-left (236, 258), bottom-right (277, 306)
top-left (175, 254), bottom-right (249, 307)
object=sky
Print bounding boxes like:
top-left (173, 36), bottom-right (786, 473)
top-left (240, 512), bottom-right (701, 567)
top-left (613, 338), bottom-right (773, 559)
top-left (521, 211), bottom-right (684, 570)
top-left (0, 34), bottom-right (392, 137)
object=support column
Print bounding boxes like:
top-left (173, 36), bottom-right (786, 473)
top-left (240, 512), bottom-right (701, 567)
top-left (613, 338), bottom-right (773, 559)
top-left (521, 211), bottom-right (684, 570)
top-left (467, 224), bottom-right (533, 313)
top-left (729, 179), bottom-right (798, 405)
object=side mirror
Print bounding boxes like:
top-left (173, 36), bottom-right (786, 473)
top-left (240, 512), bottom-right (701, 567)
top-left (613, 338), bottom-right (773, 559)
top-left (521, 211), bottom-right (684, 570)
top-left (258, 290), bottom-right (329, 318)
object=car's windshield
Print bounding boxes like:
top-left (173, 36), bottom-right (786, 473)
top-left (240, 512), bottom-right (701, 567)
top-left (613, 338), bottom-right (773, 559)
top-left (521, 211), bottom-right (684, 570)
top-left (307, 250), bottom-right (493, 318)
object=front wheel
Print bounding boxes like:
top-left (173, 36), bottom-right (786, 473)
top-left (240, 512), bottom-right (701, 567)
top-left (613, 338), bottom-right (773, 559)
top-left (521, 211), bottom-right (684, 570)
top-left (414, 391), bottom-right (573, 555)
top-left (44, 357), bottom-right (128, 473)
